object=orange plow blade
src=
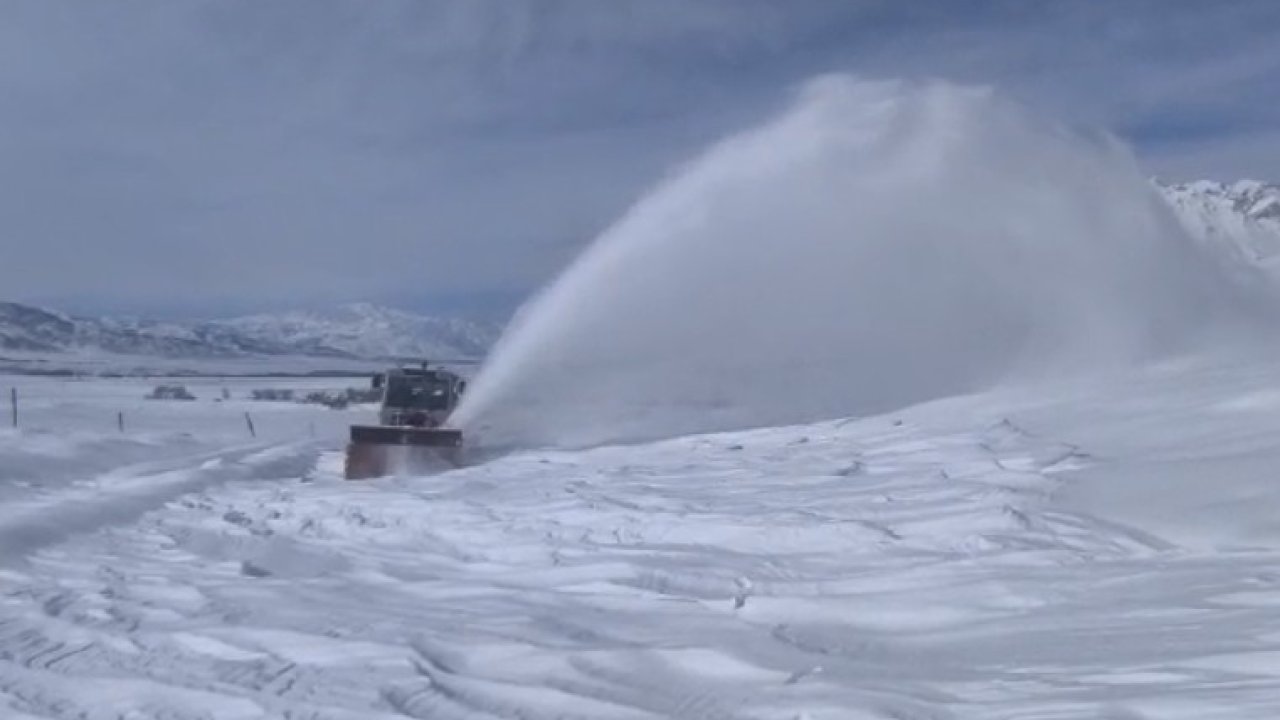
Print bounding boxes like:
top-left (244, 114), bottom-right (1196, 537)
top-left (344, 426), bottom-right (463, 479)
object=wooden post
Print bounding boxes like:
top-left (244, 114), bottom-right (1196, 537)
top-left (117, 411), bottom-right (125, 433)
top-left (244, 412), bottom-right (257, 438)
top-left (9, 388), bottom-right (15, 428)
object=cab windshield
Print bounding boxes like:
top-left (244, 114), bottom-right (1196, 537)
top-left (384, 375), bottom-right (451, 410)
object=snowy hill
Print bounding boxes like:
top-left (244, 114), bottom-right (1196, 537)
top-left (1158, 179), bottom-right (1280, 272)
top-left (210, 303), bottom-right (498, 361)
top-left (0, 302), bottom-right (499, 362)
top-left (7, 356), bottom-right (1280, 717)
top-left (0, 303), bottom-right (287, 357)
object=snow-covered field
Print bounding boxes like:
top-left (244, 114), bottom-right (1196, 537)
top-left (4, 80), bottom-right (1278, 719)
top-left (4, 357), bottom-right (1280, 719)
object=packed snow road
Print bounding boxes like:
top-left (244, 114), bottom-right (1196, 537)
top-left (4, 365), bottom-right (1280, 719)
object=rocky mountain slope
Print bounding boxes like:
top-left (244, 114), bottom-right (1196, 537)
top-left (1160, 179), bottom-right (1280, 272)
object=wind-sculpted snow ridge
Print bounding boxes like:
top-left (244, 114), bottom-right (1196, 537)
top-left (455, 76), bottom-right (1264, 449)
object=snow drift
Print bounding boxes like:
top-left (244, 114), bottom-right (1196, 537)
top-left (455, 76), bottom-right (1257, 448)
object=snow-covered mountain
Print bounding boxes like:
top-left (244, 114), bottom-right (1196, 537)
top-left (0, 302), bottom-right (500, 361)
top-left (210, 303), bottom-right (498, 361)
top-left (1158, 179), bottom-right (1280, 272)
top-left (0, 303), bottom-right (285, 357)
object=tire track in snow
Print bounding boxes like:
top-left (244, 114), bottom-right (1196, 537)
top-left (0, 443), bottom-right (319, 564)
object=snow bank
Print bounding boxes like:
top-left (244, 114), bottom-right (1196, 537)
top-left (455, 76), bottom-right (1258, 449)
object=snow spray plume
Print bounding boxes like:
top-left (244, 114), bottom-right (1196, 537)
top-left (454, 76), bottom-right (1257, 449)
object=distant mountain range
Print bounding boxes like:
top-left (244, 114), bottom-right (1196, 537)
top-left (0, 302), bottom-right (500, 362)
top-left (2, 179), bottom-right (1276, 366)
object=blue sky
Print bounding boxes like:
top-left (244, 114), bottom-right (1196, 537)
top-left (1, 1), bottom-right (1277, 319)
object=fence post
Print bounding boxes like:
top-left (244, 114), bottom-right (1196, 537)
top-left (9, 388), bottom-right (15, 428)
top-left (244, 412), bottom-right (257, 438)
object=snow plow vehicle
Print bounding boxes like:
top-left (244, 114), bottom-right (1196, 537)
top-left (344, 364), bottom-right (466, 479)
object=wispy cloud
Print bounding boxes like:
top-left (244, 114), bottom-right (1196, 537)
top-left (0, 1), bottom-right (1276, 316)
